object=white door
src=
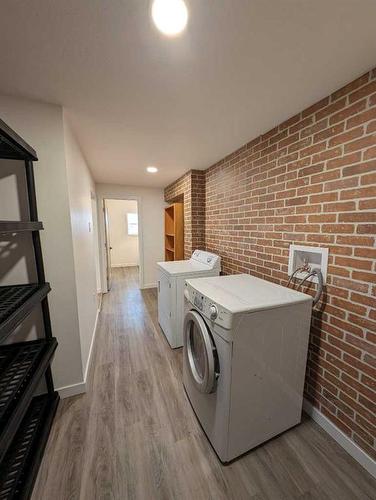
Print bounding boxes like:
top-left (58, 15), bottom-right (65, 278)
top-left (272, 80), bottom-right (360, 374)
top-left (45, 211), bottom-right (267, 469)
top-left (183, 310), bottom-right (219, 393)
top-left (158, 271), bottom-right (173, 344)
top-left (103, 200), bottom-right (112, 291)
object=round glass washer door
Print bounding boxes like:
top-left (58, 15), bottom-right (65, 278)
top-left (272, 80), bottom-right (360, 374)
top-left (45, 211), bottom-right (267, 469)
top-left (184, 310), bottom-right (218, 393)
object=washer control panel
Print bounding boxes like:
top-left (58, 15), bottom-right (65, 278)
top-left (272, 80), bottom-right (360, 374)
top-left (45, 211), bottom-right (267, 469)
top-left (185, 282), bottom-right (233, 330)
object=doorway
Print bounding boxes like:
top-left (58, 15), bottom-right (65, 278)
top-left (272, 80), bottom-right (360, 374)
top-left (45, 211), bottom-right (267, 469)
top-left (104, 198), bottom-right (141, 290)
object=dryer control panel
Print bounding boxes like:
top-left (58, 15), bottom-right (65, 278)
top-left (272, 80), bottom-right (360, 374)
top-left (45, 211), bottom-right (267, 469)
top-left (185, 282), bottom-right (233, 330)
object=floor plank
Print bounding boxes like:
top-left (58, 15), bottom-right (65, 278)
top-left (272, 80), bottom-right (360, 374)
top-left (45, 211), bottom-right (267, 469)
top-left (32, 267), bottom-right (376, 500)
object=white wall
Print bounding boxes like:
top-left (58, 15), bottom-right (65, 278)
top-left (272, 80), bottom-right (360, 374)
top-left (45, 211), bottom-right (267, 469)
top-left (63, 115), bottom-right (100, 377)
top-left (96, 184), bottom-right (165, 290)
top-left (0, 95), bottom-right (84, 390)
top-left (106, 199), bottom-right (139, 267)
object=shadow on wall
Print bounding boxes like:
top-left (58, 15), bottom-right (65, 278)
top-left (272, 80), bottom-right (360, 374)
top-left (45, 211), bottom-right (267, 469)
top-left (0, 158), bottom-right (43, 342)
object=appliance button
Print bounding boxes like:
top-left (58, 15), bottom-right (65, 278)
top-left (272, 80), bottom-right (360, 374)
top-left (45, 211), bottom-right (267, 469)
top-left (209, 304), bottom-right (218, 320)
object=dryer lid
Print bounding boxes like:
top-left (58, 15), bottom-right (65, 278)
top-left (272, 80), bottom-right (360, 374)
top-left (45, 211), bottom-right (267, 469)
top-left (157, 250), bottom-right (221, 276)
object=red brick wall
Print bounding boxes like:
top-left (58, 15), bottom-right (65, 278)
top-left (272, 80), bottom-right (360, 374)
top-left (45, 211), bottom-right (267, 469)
top-left (166, 68), bottom-right (376, 459)
top-left (165, 170), bottom-right (205, 258)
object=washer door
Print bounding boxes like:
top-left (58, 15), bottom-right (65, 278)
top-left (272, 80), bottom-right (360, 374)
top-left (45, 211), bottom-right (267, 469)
top-left (184, 310), bottom-right (218, 394)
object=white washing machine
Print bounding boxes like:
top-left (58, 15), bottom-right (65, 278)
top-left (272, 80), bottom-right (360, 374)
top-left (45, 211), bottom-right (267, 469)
top-left (157, 250), bottom-right (221, 348)
top-left (183, 274), bottom-right (313, 462)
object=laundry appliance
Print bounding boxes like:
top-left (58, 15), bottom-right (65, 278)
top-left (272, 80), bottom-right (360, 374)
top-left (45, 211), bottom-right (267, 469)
top-left (183, 274), bottom-right (313, 462)
top-left (157, 250), bottom-right (221, 348)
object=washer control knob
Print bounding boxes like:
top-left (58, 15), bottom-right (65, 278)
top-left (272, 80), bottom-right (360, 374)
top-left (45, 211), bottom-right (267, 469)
top-left (209, 304), bottom-right (218, 320)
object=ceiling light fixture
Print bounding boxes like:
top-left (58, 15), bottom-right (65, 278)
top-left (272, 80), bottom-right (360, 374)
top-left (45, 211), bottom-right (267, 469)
top-left (151, 0), bottom-right (188, 37)
top-left (147, 166), bottom-right (158, 173)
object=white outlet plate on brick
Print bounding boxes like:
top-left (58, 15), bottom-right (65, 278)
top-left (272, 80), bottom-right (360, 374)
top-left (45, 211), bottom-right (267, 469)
top-left (288, 244), bottom-right (328, 285)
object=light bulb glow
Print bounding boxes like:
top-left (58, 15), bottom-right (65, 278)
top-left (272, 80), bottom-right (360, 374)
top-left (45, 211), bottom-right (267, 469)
top-left (152, 0), bottom-right (188, 36)
top-left (147, 166), bottom-right (158, 173)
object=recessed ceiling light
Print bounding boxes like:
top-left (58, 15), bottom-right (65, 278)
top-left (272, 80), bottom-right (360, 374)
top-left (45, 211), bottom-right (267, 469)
top-left (147, 166), bottom-right (158, 173)
top-left (151, 0), bottom-right (188, 37)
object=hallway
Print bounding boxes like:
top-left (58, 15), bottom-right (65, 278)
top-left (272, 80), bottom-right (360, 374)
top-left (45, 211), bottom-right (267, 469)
top-left (32, 268), bottom-right (375, 500)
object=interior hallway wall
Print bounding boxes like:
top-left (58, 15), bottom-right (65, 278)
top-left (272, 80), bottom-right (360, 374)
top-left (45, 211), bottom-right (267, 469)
top-left (106, 199), bottom-right (139, 267)
top-left (63, 114), bottom-right (100, 378)
top-left (0, 95), bottom-right (84, 391)
top-left (96, 183), bottom-right (165, 290)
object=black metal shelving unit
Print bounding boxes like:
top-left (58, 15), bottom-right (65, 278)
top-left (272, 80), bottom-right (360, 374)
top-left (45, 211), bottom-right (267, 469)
top-left (0, 118), bottom-right (59, 499)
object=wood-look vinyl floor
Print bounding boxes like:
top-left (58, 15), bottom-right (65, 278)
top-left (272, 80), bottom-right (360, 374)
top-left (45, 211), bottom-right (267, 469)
top-left (32, 267), bottom-right (376, 500)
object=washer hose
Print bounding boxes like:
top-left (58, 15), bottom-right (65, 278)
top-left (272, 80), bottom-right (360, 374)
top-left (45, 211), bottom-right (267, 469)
top-left (298, 268), bottom-right (324, 306)
top-left (287, 265), bottom-right (310, 289)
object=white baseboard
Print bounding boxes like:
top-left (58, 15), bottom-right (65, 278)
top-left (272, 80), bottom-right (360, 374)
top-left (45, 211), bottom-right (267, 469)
top-left (57, 307), bottom-right (100, 400)
top-left (111, 263), bottom-right (139, 268)
top-left (58, 381), bottom-right (86, 399)
top-left (303, 399), bottom-right (376, 479)
top-left (140, 282), bottom-right (157, 289)
top-left (84, 307), bottom-right (100, 381)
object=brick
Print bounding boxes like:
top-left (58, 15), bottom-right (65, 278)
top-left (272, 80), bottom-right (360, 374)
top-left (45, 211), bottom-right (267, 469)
top-left (302, 97), bottom-right (329, 118)
top-left (338, 212), bottom-right (376, 222)
top-left (323, 201), bottom-right (356, 212)
top-left (330, 99), bottom-right (367, 125)
top-left (329, 126), bottom-right (363, 147)
top-left (301, 118), bottom-right (328, 138)
top-left (335, 256), bottom-right (373, 271)
top-left (324, 177), bottom-right (358, 192)
top-left (336, 235), bottom-right (374, 246)
top-left (312, 146), bottom-right (342, 163)
top-left (299, 163), bottom-right (324, 177)
top-left (285, 196), bottom-right (308, 206)
top-left (357, 224), bottom-right (376, 234)
top-left (364, 145), bottom-right (376, 160)
top-left (331, 73), bottom-right (369, 101)
top-left (354, 247), bottom-right (376, 259)
top-left (349, 80), bottom-right (376, 103)
top-left (314, 123), bottom-right (344, 143)
top-left (326, 152), bottom-right (361, 170)
top-left (343, 159), bottom-right (376, 177)
top-left (310, 192), bottom-right (337, 204)
top-left (361, 172), bottom-right (376, 185)
top-left (316, 97), bottom-right (347, 121)
top-left (322, 224), bottom-right (355, 234)
top-left (347, 107), bottom-right (376, 129)
top-left (331, 296), bottom-right (367, 315)
top-left (340, 186), bottom-right (376, 200)
top-left (332, 277), bottom-right (369, 293)
top-left (344, 134), bottom-right (376, 153)
top-left (352, 270), bottom-right (376, 284)
top-left (367, 120), bottom-right (376, 133)
top-left (343, 354), bottom-right (376, 379)
top-left (359, 199), bottom-right (376, 210)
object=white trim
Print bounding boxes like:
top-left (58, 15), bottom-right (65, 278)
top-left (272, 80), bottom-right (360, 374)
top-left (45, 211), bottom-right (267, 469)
top-left (140, 282), bottom-right (157, 289)
top-left (111, 263), bottom-right (139, 268)
top-left (303, 399), bottom-right (376, 479)
top-left (58, 381), bottom-right (86, 399)
top-left (57, 307), bottom-right (100, 399)
top-left (101, 196), bottom-right (144, 292)
top-left (84, 307), bottom-right (100, 381)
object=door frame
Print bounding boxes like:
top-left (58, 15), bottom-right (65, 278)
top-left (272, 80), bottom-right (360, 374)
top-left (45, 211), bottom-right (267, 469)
top-left (102, 196), bottom-right (144, 292)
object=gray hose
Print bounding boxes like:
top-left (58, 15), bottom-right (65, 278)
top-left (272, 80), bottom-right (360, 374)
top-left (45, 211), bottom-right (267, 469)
top-left (287, 266), bottom-right (310, 289)
top-left (298, 268), bottom-right (324, 306)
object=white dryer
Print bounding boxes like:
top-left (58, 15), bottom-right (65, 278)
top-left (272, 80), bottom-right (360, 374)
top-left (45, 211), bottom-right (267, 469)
top-left (183, 274), bottom-right (313, 462)
top-left (157, 250), bottom-right (220, 348)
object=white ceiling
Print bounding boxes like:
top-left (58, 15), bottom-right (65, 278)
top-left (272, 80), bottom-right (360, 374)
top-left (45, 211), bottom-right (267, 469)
top-left (0, 1), bottom-right (376, 188)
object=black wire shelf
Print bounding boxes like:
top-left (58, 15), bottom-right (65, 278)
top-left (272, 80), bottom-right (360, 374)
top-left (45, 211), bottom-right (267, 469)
top-left (0, 222), bottom-right (43, 234)
top-left (0, 392), bottom-right (59, 500)
top-left (0, 119), bottom-right (38, 162)
top-left (0, 285), bottom-right (51, 344)
top-left (0, 339), bottom-right (58, 464)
